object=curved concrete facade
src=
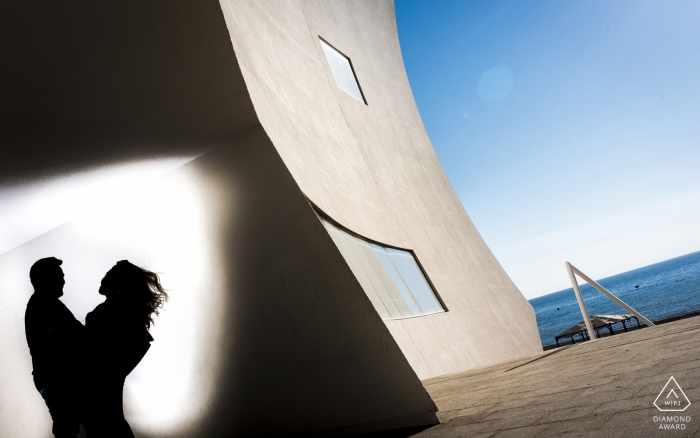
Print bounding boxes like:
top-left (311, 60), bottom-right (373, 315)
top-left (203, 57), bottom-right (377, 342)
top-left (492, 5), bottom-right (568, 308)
top-left (0, 1), bottom-right (541, 436)
top-left (221, 0), bottom-right (542, 378)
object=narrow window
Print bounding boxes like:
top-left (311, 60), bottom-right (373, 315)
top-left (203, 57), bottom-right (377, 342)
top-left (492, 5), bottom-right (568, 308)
top-left (320, 216), bottom-right (445, 320)
top-left (320, 39), bottom-right (366, 103)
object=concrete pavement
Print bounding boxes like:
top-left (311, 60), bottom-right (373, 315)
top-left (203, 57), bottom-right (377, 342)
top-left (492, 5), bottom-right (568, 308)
top-left (414, 315), bottom-right (700, 437)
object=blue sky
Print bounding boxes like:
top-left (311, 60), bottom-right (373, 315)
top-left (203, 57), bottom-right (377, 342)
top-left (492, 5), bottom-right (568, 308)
top-left (396, 0), bottom-right (700, 298)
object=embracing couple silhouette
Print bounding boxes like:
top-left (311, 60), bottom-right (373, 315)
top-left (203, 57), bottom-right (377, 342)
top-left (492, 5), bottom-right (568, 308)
top-left (24, 257), bottom-right (168, 438)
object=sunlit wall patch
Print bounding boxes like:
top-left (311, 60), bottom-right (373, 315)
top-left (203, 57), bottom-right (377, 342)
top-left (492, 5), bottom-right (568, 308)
top-left (318, 214), bottom-right (445, 320)
top-left (319, 38), bottom-right (366, 104)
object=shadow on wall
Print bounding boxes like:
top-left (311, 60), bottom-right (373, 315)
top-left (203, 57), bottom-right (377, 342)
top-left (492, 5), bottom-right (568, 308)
top-left (0, 0), bottom-right (258, 256)
top-left (0, 123), bottom-right (240, 436)
top-left (0, 115), bottom-right (226, 256)
top-left (0, 1), bottom-right (438, 432)
top-left (0, 0), bottom-right (258, 140)
top-left (0, 113), bottom-right (217, 188)
top-left (156, 127), bottom-right (437, 436)
top-left (2, 126), bottom-right (437, 437)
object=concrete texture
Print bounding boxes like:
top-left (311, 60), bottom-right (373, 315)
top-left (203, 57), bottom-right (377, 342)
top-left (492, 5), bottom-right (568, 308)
top-left (0, 127), bottom-right (437, 437)
top-left (416, 315), bottom-right (700, 437)
top-left (1, 0), bottom-right (544, 435)
top-left (221, 0), bottom-right (542, 380)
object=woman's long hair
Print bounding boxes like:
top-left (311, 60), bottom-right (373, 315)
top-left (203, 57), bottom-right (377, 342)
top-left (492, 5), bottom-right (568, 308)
top-left (107, 260), bottom-right (168, 330)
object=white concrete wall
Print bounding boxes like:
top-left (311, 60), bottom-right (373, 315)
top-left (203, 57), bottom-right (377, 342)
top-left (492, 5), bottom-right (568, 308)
top-left (1, 2), bottom-right (443, 436)
top-left (0, 126), bottom-right (437, 437)
top-left (220, 0), bottom-right (543, 379)
top-left (1, 1), bottom-right (546, 435)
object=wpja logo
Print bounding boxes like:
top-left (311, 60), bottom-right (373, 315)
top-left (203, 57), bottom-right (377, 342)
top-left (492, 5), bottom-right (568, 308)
top-left (652, 376), bottom-right (691, 431)
top-left (654, 376), bottom-right (691, 411)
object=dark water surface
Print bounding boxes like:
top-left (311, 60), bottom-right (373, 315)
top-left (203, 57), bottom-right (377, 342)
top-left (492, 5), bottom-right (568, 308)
top-left (529, 250), bottom-right (700, 347)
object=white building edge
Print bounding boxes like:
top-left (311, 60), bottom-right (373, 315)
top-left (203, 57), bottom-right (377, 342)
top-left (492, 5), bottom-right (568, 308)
top-left (0, 1), bottom-right (542, 436)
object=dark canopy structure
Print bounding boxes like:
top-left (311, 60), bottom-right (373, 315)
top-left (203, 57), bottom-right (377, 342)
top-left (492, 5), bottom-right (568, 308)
top-left (554, 314), bottom-right (642, 347)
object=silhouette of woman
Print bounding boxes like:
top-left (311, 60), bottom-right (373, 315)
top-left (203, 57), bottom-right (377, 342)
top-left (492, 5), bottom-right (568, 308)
top-left (84, 261), bottom-right (168, 437)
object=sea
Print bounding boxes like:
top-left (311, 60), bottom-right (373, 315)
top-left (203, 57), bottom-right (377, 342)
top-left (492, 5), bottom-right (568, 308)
top-left (529, 250), bottom-right (700, 348)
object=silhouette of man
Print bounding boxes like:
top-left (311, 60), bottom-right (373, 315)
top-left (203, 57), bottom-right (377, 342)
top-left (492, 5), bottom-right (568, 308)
top-left (25, 257), bottom-right (84, 438)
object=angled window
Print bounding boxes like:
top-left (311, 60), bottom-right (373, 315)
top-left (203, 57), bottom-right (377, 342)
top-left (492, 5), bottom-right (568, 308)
top-left (320, 216), bottom-right (445, 320)
top-left (320, 38), bottom-right (366, 103)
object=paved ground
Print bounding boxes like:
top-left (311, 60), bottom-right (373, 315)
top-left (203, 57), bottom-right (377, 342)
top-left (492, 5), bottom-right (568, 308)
top-left (415, 315), bottom-right (700, 438)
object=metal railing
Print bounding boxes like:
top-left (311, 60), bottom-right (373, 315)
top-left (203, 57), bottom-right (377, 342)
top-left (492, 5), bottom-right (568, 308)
top-left (565, 262), bottom-right (655, 340)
